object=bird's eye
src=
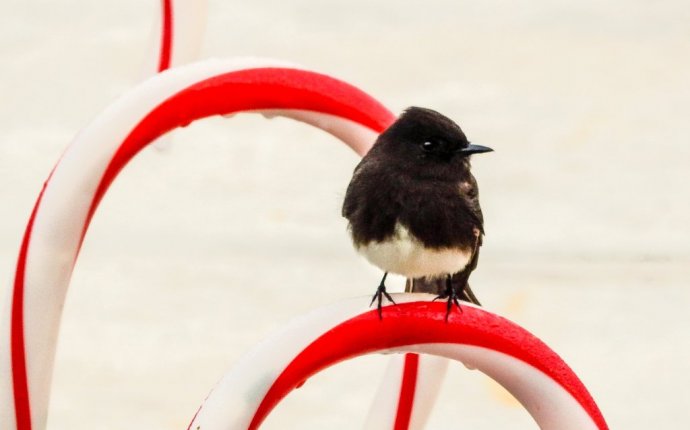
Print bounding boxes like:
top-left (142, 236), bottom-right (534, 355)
top-left (421, 140), bottom-right (439, 151)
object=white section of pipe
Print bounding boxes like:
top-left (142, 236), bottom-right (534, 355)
top-left (167, 0), bottom-right (208, 69)
top-left (363, 354), bottom-right (405, 430)
top-left (0, 271), bottom-right (14, 428)
top-left (409, 355), bottom-right (450, 429)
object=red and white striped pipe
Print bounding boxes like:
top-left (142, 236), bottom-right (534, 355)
top-left (141, 0), bottom-right (208, 75)
top-left (0, 58), bottom-right (400, 430)
top-left (364, 354), bottom-right (449, 429)
top-left (188, 294), bottom-right (609, 430)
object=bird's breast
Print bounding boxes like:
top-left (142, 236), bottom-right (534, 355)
top-left (356, 223), bottom-right (471, 278)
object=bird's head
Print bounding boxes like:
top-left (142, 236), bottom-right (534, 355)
top-left (374, 107), bottom-right (492, 173)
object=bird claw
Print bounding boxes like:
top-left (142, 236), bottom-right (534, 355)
top-left (433, 283), bottom-right (463, 321)
top-left (370, 283), bottom-right (396, 320)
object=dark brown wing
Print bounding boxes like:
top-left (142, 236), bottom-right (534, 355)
top-left (342, 158), bottom-right (399, 245)
top-left (341, 161), bottom-right (364, 219)
top-left (463, 173), bottom-right (485, 236)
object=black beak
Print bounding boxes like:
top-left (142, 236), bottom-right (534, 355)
top-left (458, 143), bottom-right (493, 155)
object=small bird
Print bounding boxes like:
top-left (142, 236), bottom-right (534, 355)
top-left (342, 107), bottom-right (492, 318)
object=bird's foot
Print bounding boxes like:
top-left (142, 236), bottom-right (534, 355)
top-left (370, 273), bottom-right (395, 320)
top-left (433, 276), bottom-right (463, 321)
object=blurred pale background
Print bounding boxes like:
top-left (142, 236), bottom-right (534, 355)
top-left (1, 0), bottom-right (689, 428)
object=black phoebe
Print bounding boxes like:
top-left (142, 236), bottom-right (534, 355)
top-left (342, 107), bottom-right (492, 318)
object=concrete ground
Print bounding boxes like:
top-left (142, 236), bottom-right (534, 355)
top-left (1, 0), bottom-right (689, 428)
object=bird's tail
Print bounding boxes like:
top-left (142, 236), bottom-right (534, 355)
top-left (460, 283), bottom-right (481, 306)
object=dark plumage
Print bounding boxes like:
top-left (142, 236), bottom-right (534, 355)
top-left (342, 107), bottom-right (492, 317)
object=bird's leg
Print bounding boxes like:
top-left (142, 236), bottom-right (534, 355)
top-left (444, 274), bottom-right (464, 317)
top-left (452, 269), bottom-right (479, 306)
top-left (433, 274), bottom-right (463, 321)
top-left (370, 272), bottom-right (395, 319)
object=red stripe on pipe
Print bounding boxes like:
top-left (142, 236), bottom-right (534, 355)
top-left (394, 353), bottom-right (419, 430)
top-left (158, 0), bottom-right (173, 71)
top-left (11, 182), bottom-right (50, 430)
top-left (186, 405), bottom-right (202, 430)
top-left (247, 302), bottom-right (608, 430)
top-left (86, 67), bottom-right (395, 232)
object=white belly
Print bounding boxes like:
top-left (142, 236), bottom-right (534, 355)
top-left (357, 223), bottom-right (471, 278)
